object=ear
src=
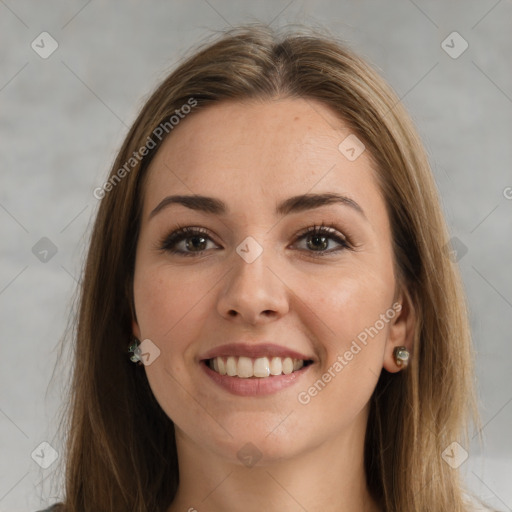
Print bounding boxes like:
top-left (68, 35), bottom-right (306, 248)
top-left (129, 283), bottom-right (142, 340)
top-left (132, 318), bottom-right (142, 340)
top-left (383, 285), bottom-right (416, 373)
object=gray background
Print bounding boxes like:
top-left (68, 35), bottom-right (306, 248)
top-left (1, 1), bottom-right (511, 510)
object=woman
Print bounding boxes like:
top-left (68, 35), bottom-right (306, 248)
top-left (40, 23), bottom-right (490, 512)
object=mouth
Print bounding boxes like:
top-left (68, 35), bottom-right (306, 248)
top-left (198, 342), bottom-right (316, 396)
top-left (204, 355), bottom-right (314, 378)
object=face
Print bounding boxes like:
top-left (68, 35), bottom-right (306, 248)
top-left (132, 97), bottom-right (411, 464)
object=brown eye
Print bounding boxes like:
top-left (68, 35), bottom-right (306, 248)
top-left (160, 227), bottom-right (219, 256)
top-left (293, 225), bottom-right (350, 255)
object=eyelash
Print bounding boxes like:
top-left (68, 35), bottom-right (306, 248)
top-left (158, 223), bottom-right (352, 258)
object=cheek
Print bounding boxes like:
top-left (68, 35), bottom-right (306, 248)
top-left (301, 260), bottom-right (395, 337)
top-left (293, 256), bottom-right (396, 387)
top-left (292, 272), bottom-right (394, 423)
top-left (133, 262), bottom-right (212, 342)
top-left (132, 263), bottom-right (217, 420)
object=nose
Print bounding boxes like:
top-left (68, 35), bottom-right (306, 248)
top-left (216, 246), bottom-right (289, 326)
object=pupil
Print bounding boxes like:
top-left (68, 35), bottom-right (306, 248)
top-left (308, 234), bottom-right (327, 251)
top-left (187, 236), bottom-right (206, 251)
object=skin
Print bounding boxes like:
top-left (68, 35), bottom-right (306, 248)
top-left (132, 97), bottom-right (415, 512)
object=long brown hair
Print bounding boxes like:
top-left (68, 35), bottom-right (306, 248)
top-left (52, 23), bottom-right (481, 511)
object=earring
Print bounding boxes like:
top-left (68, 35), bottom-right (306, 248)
top-left (393, 346), bottom-right (410, 368)
top-left (128, 338), bottom-right (143, 365)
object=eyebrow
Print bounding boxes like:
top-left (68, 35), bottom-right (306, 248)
top-left (148, 192), bottom-right (366, 220)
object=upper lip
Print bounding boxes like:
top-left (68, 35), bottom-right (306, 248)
top-left (199, 342), bottom-right (315, 362)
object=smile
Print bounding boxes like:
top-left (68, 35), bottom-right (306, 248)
top-left (201, 356), bottom-right (315, 397)
top-left (206, 355), bottom-right (313, 378)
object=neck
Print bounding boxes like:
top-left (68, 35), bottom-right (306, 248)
top-left (167, 416), bottom-right (381, 512)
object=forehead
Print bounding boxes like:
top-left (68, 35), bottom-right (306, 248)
top-left (142, 98), bottom-right (383, 219)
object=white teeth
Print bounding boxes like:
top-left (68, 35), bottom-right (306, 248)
top-left (253, 357), bottom-right (270, 377)
top-left (217, 357), bottom-right (227, 375)
top-left (209, 356), bottom-right (307, 378)
top-left (282, 357), bottom-right (293, 375)
top-left (237, 356), bottom-right (253, 378)
top-left (269, 357), bottom-right (282, 375)
top-left (226, 356), bottom-right (237, 376)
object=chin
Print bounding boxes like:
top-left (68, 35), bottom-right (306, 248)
top-left (200, 417), bottom-right (311, 466)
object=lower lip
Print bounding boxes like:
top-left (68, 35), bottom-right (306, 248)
top-left (201, 361), bottom-right (313, 396)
